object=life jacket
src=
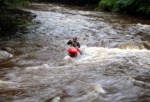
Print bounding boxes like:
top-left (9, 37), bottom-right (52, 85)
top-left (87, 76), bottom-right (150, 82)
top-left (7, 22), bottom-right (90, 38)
top-left (71, 41), bottom-right (78, 47)
top-left (67, 40), bottom-right (80, 48)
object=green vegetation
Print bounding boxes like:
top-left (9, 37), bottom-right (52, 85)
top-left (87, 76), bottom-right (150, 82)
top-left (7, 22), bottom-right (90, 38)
top-left (98, 0), bottom-right (150, 16)
top-left (36, 0), bottom-right (99, 6)
top-left (0, 0), bottom-right (29, 6)
top-left (0, 0), bottom-right (34, 38)
top-left (97, 0), bottom-right (117, 11)
top-left (29, 0), bottom-right (150, 17)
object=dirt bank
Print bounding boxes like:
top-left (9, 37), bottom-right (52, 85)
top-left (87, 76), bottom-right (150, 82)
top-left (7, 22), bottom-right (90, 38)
top-left (0, 5), bottom-right (36, 39)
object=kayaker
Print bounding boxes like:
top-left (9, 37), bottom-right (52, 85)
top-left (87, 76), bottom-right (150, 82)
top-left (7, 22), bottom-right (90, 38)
top-left (67, 37), bottom-right (80, 48)
top-left (67, 37), bottom-right (82, 55)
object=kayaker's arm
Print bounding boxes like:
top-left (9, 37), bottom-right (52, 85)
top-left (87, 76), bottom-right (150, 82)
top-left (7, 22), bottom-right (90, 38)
top-left (67, 40), bottom-right (72, 45)
top-left (77, 42), bottom-right (80, 48)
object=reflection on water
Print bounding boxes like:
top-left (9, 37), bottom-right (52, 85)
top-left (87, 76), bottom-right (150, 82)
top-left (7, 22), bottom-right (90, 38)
top-left (0, 3), bottom-right (150, 102)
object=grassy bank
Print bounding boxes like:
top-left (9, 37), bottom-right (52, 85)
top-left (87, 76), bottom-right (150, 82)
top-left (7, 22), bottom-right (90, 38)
top-left (97, 0), bottom-right (150, 17)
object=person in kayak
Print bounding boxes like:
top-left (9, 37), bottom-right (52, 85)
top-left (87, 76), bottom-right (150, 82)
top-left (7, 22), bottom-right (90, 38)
top-left (67, 37), bottom-right (82, 55)
top-left (67, 37), bottom-right (80, 48)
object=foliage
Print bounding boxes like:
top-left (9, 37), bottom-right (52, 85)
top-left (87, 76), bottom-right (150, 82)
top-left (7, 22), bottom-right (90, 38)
top-left (36, 0), bottom-right (100, 6)
top-left (0, 0), bottom-right (34, 38)
top-left (98, 0), bottom-right (150, 16)
top-left (0, 0), bottom-right (29, 6)
top-left (98, 0), bottom-right (118, 11)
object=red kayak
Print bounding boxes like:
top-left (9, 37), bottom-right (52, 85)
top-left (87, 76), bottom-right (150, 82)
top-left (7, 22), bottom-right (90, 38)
top-left (67, 47), bottom-right (79, 57)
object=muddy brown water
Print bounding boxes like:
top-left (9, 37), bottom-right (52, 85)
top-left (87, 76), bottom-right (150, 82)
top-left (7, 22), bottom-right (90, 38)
top-left (0, 3), bottom-right (150, 102)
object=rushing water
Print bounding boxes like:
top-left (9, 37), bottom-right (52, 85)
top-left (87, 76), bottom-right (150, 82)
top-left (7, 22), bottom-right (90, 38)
top-left (0, 3), bottom-right (150, 102)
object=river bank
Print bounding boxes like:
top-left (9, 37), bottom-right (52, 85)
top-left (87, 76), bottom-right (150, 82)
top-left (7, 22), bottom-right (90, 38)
top-left (0, 1), bottom-right (149, 40)
top-left (0, 5), bottom-right (36, 61)
top-left (0, 5), bottom-right (36, 39)
top-left (33, 0), bottom-right (150, 18)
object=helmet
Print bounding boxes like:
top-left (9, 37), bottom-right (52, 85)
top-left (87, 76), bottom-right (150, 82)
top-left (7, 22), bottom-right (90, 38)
top-left (73, 37), bottom-right (77, 41)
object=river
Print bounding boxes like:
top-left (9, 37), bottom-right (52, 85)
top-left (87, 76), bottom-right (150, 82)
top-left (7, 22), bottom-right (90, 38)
top-left (0, 3), bottom-right (150, 102)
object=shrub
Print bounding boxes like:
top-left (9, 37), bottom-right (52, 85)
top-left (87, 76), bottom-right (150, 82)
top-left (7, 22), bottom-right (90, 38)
top-left (98, 0), bottom-right (150, 16)
top-left (99, 0), bottom-right (118, 11)
top-left (2, 0), bottom-right (29, 6)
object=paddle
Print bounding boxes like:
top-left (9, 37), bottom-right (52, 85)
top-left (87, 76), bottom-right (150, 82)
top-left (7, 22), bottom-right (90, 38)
top-left (79, 49), bottom-right (82, 55)
top-left (72, 42), bottom-right (82, 55)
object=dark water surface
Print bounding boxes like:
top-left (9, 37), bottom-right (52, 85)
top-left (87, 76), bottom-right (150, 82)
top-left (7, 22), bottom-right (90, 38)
top-left (0, 3), bottom-right (150, 102)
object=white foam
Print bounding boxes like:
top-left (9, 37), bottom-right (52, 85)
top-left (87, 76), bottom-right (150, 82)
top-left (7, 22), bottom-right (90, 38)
top-left (25, 64), bottom-right (50, 71)
top-left (129, 77), bottom-right (150, 88)
top-left (59, 55), bottom-right (75, 66)
top-left (75, 89), bottom-right (105, 102)
top-left (76, 45), bottom-right (150, 64)
top-left (52, 97), bottom-right (60, 102)
top-left (0, 80), bottom-right (14, 85)
top-left (0, 50), bottom-right (13, 61)
top-left (136, 23), bottom-right (150, 32)
top-left (0, 80), bottom-right (18, 88)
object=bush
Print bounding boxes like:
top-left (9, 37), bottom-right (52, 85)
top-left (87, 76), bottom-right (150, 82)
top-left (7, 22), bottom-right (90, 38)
top-left (114, 0), bottom-right (150, 16)
top-left (1, 0), bottom-right (29, 6)
top-left (98, 0), bottom-right (150, 16)
top-left (99, 0), bottom-right (118, 11)
top-left (36, 0), bottom-right (100, 6)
